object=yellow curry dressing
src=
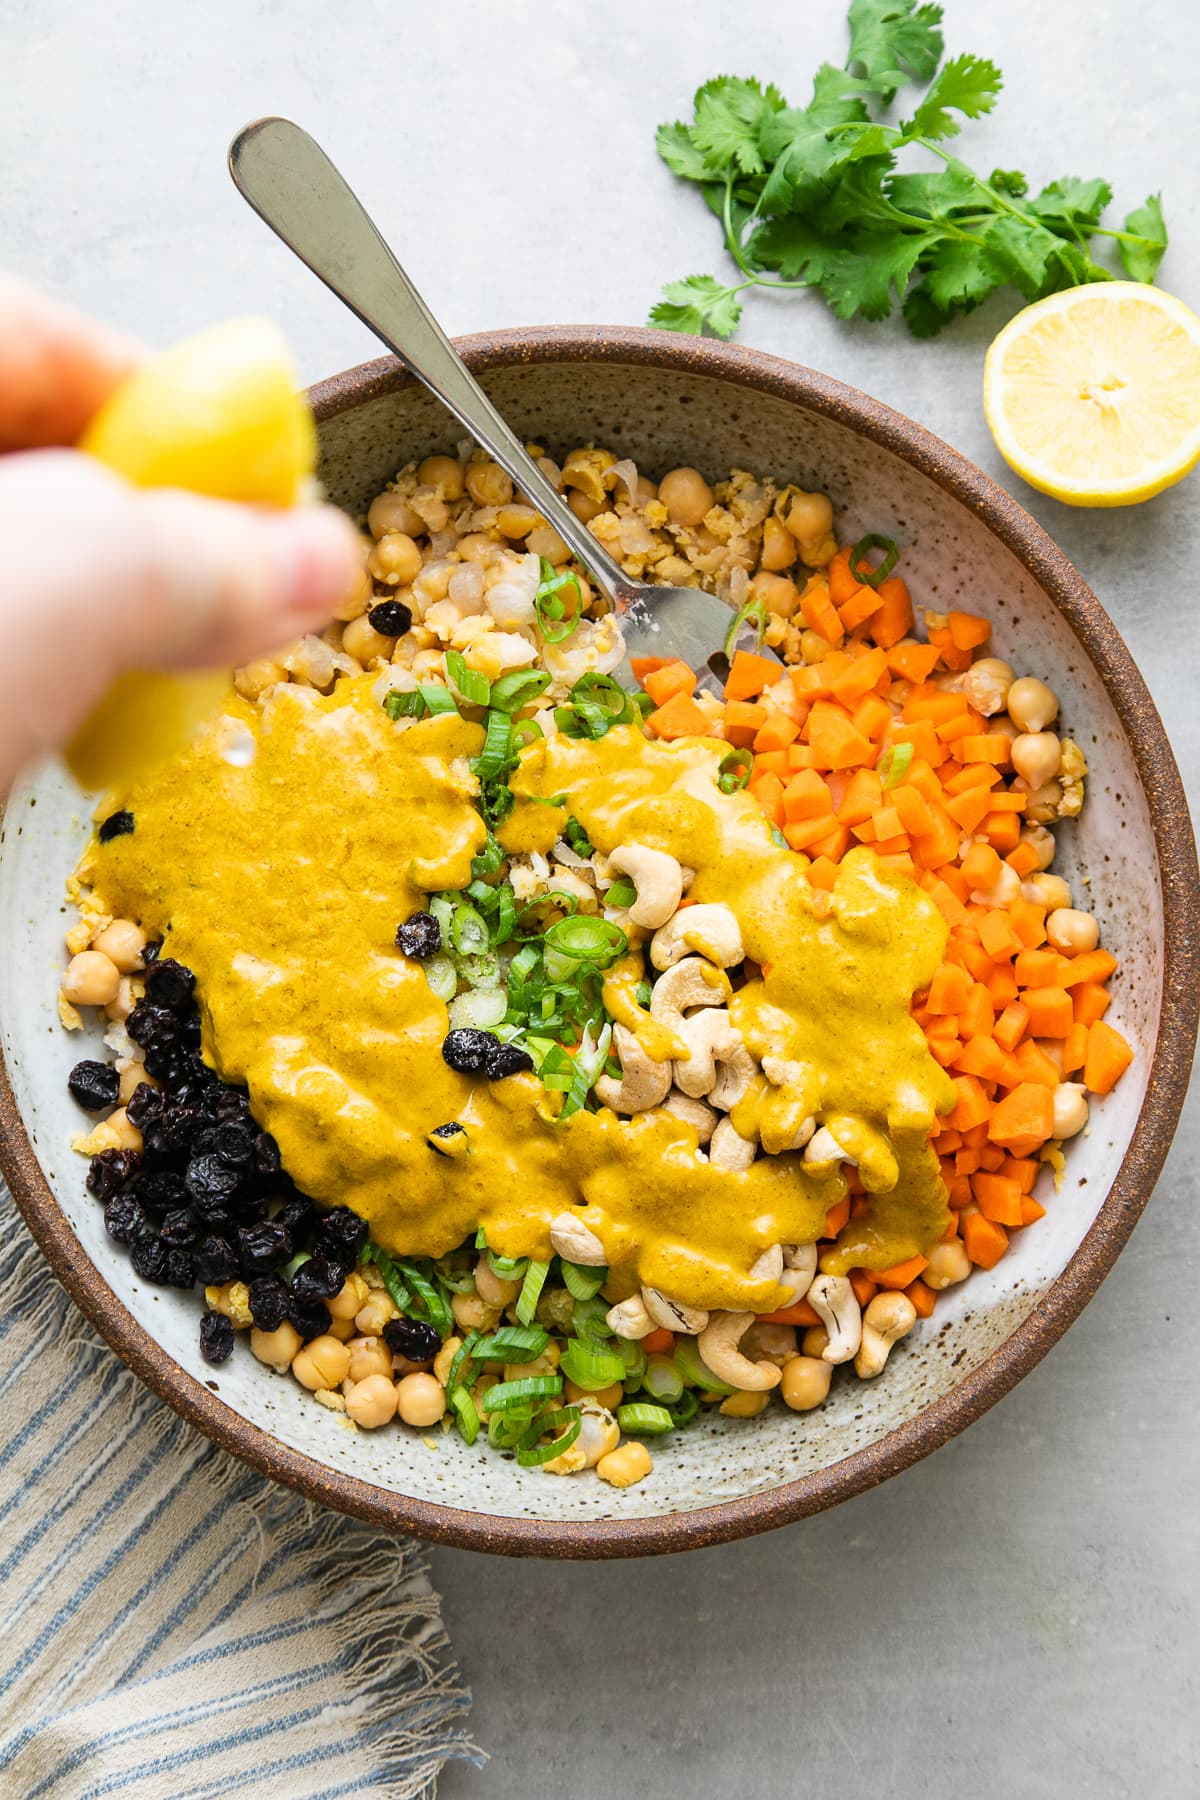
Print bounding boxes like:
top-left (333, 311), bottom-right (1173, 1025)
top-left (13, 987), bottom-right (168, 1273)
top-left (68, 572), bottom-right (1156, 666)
top-left (82, 676), bottom-right (954, 1312)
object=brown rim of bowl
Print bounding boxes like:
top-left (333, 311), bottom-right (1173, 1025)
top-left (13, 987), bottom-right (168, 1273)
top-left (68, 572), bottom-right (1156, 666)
top-left (2, 326), bottom-right (1197, 1559)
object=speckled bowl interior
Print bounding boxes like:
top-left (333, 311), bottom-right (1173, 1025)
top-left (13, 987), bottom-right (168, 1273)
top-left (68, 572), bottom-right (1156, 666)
top-left (1, 329), bottom-right (1195, 1556)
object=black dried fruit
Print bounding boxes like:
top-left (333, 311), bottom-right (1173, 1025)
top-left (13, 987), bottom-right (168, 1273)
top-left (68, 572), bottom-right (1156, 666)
top-left (68, 1060), bottom-right (121, 1112)
top-left (142, 1043), bottom-right (185, 1084)
top-left (485, 1041), bottom-right (534, 1080)
top-left (143, 957), bottom-right (196, 1012)
top-left (141, 938), bottom-right (162, 963)
top-left (159, 1105), bottom-right (203, 1152)
top-left (214, 1086), bottom-right (252, 1122)
top-left (130, 1235), bottom-right (170, 1283)
top-left (125, 1082), bottom-right (163, 1130)
top-left (126, 1002), bottom-right (178, 1050)
top-left (103, 1194), bottom-right (147, 1245)
top-left (194, 1235), bottom-right (239, 1285)
top-left (441, 1028), bottom-right (498, 1074)
top-left (159, 1206), bottom-right (199, 1248)
top-left (86, 1148), bottom-right (140, 1201)
top-left (275, 1196), bottom-right (317, 1245)
top-left (184, 1154), bottom-right (240, 1209)
top-left (199, 1310), bottom-right (234, 1364)
top-left (130, 1169), bottom-right (188, 1212)
top-left (383, 1317), bottom-right (441, 1362)
top-left (165, 1247), bottom-right (196, 1288)
top-left (251, 1131), bottom-right (281, 1176)
top-left (395, 911), bottom-right (442, 959)
top-left (368, 599), bottom-right (413, 637)
top-left (311, 1205), bottom-right (368, 1266)
top-left (286, 1292), bottom-right (331, 1341)
top-left (290, 1256), bottom-right (345, 1304)
top-left (97, 809), bottom-right (135, 843)
top-left (213, 1122), bottom-right (255, 1168)
top-left (237, 1220), bottom-right (291, 1275)
top-left (247, 1275), bottom-right (289, 1331)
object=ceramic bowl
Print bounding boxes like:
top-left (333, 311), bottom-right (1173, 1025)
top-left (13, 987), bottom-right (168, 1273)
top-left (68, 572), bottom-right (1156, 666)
top-left (2, 328), bottom-right (1197, 1558)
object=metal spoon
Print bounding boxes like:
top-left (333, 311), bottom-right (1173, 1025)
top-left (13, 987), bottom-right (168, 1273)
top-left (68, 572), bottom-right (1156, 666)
top-left (228, 116), bottom-right (774, 684)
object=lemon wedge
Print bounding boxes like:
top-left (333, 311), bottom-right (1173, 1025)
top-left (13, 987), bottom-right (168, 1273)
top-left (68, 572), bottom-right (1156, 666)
top-left (66, 319), bottom-right (316, 792)
top-left (983, 283), bottom-right (1200, 507)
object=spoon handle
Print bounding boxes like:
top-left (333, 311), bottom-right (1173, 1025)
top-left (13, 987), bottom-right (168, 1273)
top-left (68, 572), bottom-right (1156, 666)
top-left (228, 117), bottom-right (634, 605)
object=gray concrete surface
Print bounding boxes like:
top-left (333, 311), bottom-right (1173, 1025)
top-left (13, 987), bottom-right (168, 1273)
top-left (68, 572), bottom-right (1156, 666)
top-left (3, 1), bottom-right (1197, 1794)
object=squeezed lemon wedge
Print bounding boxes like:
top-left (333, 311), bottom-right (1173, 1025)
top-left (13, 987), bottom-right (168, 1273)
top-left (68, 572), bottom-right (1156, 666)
top-left (983, 283), bottom-right (1200, 507)
top-left (66, 318), bottom-right (316, 791)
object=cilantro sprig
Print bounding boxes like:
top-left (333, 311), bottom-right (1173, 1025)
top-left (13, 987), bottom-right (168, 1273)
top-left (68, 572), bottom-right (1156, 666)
top-left (650, 0), bottom-right (1168, 339)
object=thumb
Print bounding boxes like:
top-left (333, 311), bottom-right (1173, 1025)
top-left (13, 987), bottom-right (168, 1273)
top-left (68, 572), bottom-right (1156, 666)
top-left (0, 450), bottom-right (361, 776)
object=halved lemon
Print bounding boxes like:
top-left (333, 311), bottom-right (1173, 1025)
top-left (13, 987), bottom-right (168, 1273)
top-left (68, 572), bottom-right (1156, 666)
top-left (983, 283), bottom-right (1200, 507)
top-left (67, 319), bottom-right (316, 792)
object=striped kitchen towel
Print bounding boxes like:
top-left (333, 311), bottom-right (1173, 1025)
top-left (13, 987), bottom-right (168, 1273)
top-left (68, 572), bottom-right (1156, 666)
top-left (0, 1188), bottom-right (479, 1798)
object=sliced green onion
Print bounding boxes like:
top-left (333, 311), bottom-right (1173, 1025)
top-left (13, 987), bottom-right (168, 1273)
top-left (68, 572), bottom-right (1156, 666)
top-left (560, 1259), bottom-right (607, 1302)
top-left (448, 987), bottom-right (507, 1031)
top-left (363, 1243), bottom-right (411, 1314)
top-left (384, 688), bottom-right (424, 720)
top-left (512, 721), bottom-right (546, 752)
top-left (515, 1258), bottom-right (551, 1326)
top-left (485, 1248), bottom-right (528, 1281)
top-left (472, 709), bottom-right (513, 782)
top-left (471, 832), bottom-right (505, 880)
top-left (559, 1339), bottom-right (627, 1390)
top-left (635, 979), bottom-right (653, 1008)
top-left (480, 1374), bottom-right (563, 1414)
top-left (877, 742), bottom-right (914, 789)
top-left (770, 825), bottom-right (789, 851)
top-left (717, 748), bottom-right (753, 795)
top-left (848, 533), bottom-right (899, 589)
top-left (723, 596), bottom-right (768, 659)
top-left (417, 683), bottom-right (460, 716)
top-left (606, 876), bottom-right (637, 910)
top-left (446, 1331), bottom-right (480, 1397)
top-left (570, 1294), bottom-right (613, 1345)
top-left (667, 1388), bottom-right (701, 1426)
top-left (474, 1325), bottom-right (550, 1363)
top-left (672, 1333), bottom-right (736, 1396)
top-left (514, 890), bottom-right (579, 937)
top-left (643, 1355), bottom-right (685, 1403)
top-left (445, 649), bottom-right (492, 707)
top-left (613, 1336), bottom-right (647, 1381)
top-left (392, 1260), bottom-right (454, 1336)
top-left (554, 700), bottom-right (614, 741)
top-left (564, 817), bottom-right (593, 857)
top-left (543, 915), bottom-right (627, 966)
top-left (616, 1402), bottom-right (675, 1436)
top-left (630, 691), bottom-right (655, 722)
top-left (516, 1405), bottom-right (581, 1467)
top-left (490, 669), bottom-right (551, 713)
top-left (448, 1386), bottom-right (480, 1445)
top-left (534, 559), bottom-right (582, 644)
top-left (432, 1251), bottom-right (477, 1293)
top-left (450, 902), bottom-right (490, 957)
top-left (570, 673), bottom-right (632, 723)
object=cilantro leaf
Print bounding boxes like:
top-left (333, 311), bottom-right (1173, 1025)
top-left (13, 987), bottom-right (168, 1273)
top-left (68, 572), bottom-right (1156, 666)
top-left (990, 168), bottom-right (1029, 197)
top-left (979, 213), bottom-right (1072, 301)
top-left (655, 120), bottom-right (711, 183)
top-left (905, 53), bottom-right (1002, 141)
top-left (1027, 177), bottom-right (1114, 234)
top-left (816, 230), bottom-right (935, 320)
top-left (649, 274), bottom-right (744, 339)
top-left (846, 0), bottom-right (944, 102)
top-left (887, 166), bottom-right (981, 218)
top-left (690, 76), bottom-right (786, 177)
top-left (918, 234), bottom-right (1003, 311)
top-left (758, 65), bottom-right (872, 210)
top-left (1120, 193), bottom-right (1168, 282)
top-left (751, 216), bottom-right (846, 282)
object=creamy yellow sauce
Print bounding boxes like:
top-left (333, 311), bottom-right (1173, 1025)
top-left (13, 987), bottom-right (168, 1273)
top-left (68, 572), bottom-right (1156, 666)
top-left (82, 674), bottom-right (955, 1311)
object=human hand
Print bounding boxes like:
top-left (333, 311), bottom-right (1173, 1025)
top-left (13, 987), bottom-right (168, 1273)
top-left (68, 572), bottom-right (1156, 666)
top-left (0, 277), bottom-right (359, 790)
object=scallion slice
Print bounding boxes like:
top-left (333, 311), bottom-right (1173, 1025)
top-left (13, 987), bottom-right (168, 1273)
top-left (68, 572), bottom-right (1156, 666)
top-left (391, 1260), bottom-right (454, 1337)
top-left (667, 1388), bottom-right (701, 1426)
top-left (570, 1294), bottom-right (613, 1345)
top-left (515, 1404), bottom-right (581, 1467)
top-left (448, 1386), bottom-right (480, 1445)
top-left (723, 596), bottom-right (768, 659)
top-left (450, 902), bottom-right (490, 957)
top-left (877, 741), bottom-right (914, 789)
top-left (672, 1333), bottom-right (736, 1396)
top-left (473, 1324), bottom-right (550, 1363)
top-left (490, 669), bottom-right (552, 713)
top-left (445, 649), bottom-right (492, 707)
top-left (560, 1259), bottom-right (607, 1302)
top-left (848, 533), bottom-right (899, 589)
top-left (605, 876), bottom-right (637, 910)
top-left (616, 1402), bottom-right (675, 1436)
top-left (515, 1258), bottom-right (551, 1326)
top-left (717, 748), bottom-right (753, 794)
top-left (446, 1331), bottom-right (480, 1397)
top-left (613, 1336), bottom-right (647, 1382)
top-left (534, 559), bottom-right (582, 644)
top-left (542, 915), bottom-right (627, 966)
top-left (559, 1340), bottom-right (627, 1391)
top-left (642, 1355), bottom-right (685, 1403)
top-left (570, 673), bottom-right (632, 723)
top-left (511, 720), bottom-right (545, 751)
top-left (472, 709), bottom-right (513, 782)
top-left (448, 987), bottom-right (507, 1031)
top-left (471, 831), bottom-right (505, 880)
top-left (384, 688), bottom-right (424, 720)
top-left (485, 1248), bottom-right (528, 1282)
top-left (362, 1243), bottom-right (411, 1314)
top-left (418, 683), bottom-right (460, 716)
top-left (480, 1373), bottom-right (562, 1414)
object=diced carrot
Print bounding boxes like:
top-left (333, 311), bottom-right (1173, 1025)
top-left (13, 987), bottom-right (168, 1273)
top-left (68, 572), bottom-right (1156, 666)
top-left (890, 784), bottom-right (935, 837)
top-left (645, 692), bottom-right (713, 739)
top-left (1019, 1195), bottom-right (1047, 1226)
top-left (960, 734), bottom-right (1013, 765)
top-left (838, 583), bottom-right (886, 632)
top-left (935, 712), bottom-right (980, 747)
top-left (823, 1195), bottom-right (852, 1238)
top-left (945, 786), bottom-right (993, 833)
top-left (911, 806), bottom-right (962, 872)
top-left (640, 1327), bottom-right (676, 1355)
top-left (800, 578), bottom-right (845, 645)
top-left (748, 772), bottom-right (785, 826)
top-left (959, 983), bottom-right (995, 1041)
top-left (994, 1000), bottom-right (1030, 1052)
top-left (752, 749), bottom-right (790, 778)
top-left (943, 763), bottom-right (1001, 795)
top-left (988, 1082), bottom-right (1053, 1149)
top-left (630, 655), bottom-right (672, 684)
top-left (907, 690), bottom-right (968, 725)
top-left (926, 878), bottom-right (970, 927)
top-left (848, 1270), bottom-right (878, 1307)
top-left (986, 962), bottom-right (1019, 1008)
top-left (865, 1254), bottom-right (924, 1292)
top-left (825, 546), bottom-right (859, 605)
top-left (809, 822), bottom-right (853, 861)
top-left (807, 706), bottom-right (873, 770)
top-left (928, 963), bottom-right (972, 1015)
top-left (904, 1277), bottom-right (935, 1318)
top-left (955, 1035), bottom-right (1008, 1082)
top-left (872, 804), bottom-right (903, 842)
top-left (946, 1172), bottom-right (973, 1209)
top-left (886, 639), bottom-right (940, 680)
top-left (781, 768), bottom-right (832, 820)
top-left (642, 659), bottom-right (696, 708)
top-left (948, 1074), bottom-right (992, 1132)
top-left (790, 663), bottom-right (834, 703)
top-left (973, 1172), bottom-right (1025, 1227)
top-left (1062, 1022), bottom-right (1089, 1074)
top-left (1084, 1019), bottom-right (1134, 1095)
top-left (827, 648), bottom-right (888, 707)
top-left (981, 811), bottom-right (1022, 853)
top-left (783, 814), bottom-right (839, 853)
top-left (1002, 1155), bottom-right (1039, 1193)
top-left (724, 649), bottom-right (781, 701)
top-left (1058, 948), bottom-right (1119, 988)
top-left (1011, 1039), bottom-right (1059, 1089)
top-left (1006, 840), bottom-right (1041, 878)
top-left (978, 910), bottom-right (1020, 959)
top-left (961, 842), bottom-right (1002, 890)
top-left (982, 789), bottom-right (1027, 811)
top-left (962, 1212), bottom-right (1009, 1269)
top-left (724, 699), bottom-right (768, 746)
top-left (757, 1300), bottom-right (821, 1327)
top-left (836, 767), bottom-right (883, 826)
top-left (807, 855), bottom-right (840, 891)
top-left (1013, 947), bottom-right (1065, 989)
top-left (852, 693), bottom-right (893, 741)
top-left (1073, 983), bottom-right (1112, 1026)
top-left (1023, 986), bottom-right (1073, 1038)
top-left (947, 609), bottom-right (991, 650)
top-left (1008, 895), bottom-right (1047, 950)
top-left (889, 719), bottom-right (942, 765)
top-left (753, 710), bottom-right (801, 754)
top-left (869, 576), bottom-right (914, 648)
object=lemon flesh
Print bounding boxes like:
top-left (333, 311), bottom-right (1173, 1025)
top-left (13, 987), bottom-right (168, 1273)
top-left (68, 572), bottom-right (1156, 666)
top-left (66, 319), bottom-right (315, 792)
top-left (984, 283), bottom-right (1200, 508)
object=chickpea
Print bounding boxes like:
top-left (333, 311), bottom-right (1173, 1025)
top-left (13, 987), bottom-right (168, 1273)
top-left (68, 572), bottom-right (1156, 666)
top-left (1021, 823), bottom-right (1056, 871)
top-left (331, 548), bottom-right (375, 623)
top-left (355, 1292), bottom-right (400, 1335)
top-left (327, 1317), bottom-right (355, 1342)
top-left (117, 1063), bottom-right (148, 1105)
top-left (719, 1389), bottom-right (771, 1418)
top-left (1007, 676), bottom-right (1059, 734)
top-left (748, 571), bottom-right (801, 619)
top-left (802, 1323), bottom-right (830, 1359)
top-left (396, 1372), bottom-right (447, 1427)
top-left (465, 461), bottom-right (513, 507)
top-left (567, 488), bottom-right (605, 523)
top-left (473, 1259), bottom-right (522, 1307)
top-left (1046, 908), bottom-right (1100, 956)
top-left (740, 1321), bottom-right (797, 1365)
top-left (454, 531), bottom-right (496, 564)
top-left (416, 455), bottom-right (466, 501)
top-left (760, 515), bottom-right (798, 572)
top-left (635, 476), bottom-right (659, 506)
top-left (292, 1334), bottom-right (352, 1391)
top-left (433, 1336), bottom-right (462, 1386)
top-left (327, 1272), bottom-right (370, 1322)
top-left (251, 1321), bottom-right (302, 1372)
top-left (368, 489), bottom-right (426, 537)
top-left (785, 489), bottom-right (834, 547)
top-left (90, 919), bottom-right (146, 974)
top-left (923, 1240), bottom-right (971, 1290)
top-left (1021, 779), bottom-right (1064, 824)
top-left (368, 531), bottom-right (423, 587)
top-left (347, 1335), bottom-right (393, 1383)
top-left (345, 1374), bottom-right (399, 1428)
top-left (962, 657), bottom-right (1014, 718)
top-left (1022, 872), bottom-right (1072, 912)
top-left (107, 979), bottom-right (136, 1025)
top-left (1012, 731), bottom-right (1062, 789)
top-left (526, 524), bottom-right (571, 565)
top-left (595, 1441), bottom-right (653, 1487)
top-left (496, 503), bottom-right (540, 539)
top-left (342, 614), bottom-right (395, 664)
top-left (62, 950), bottom-right (121, 1007)
top-left (564, 1378), bottom-right (625, 1409)
top-left (235, 656), bottom-right (289, 699)
top-left (451, 1290), bottom-right (502, 1333)
top-left (93, 1107), bottom-right (140, 1151)
top-left (1053, 1083), bottom-right (1090, 1139)
top-left (780, 1355), bottom-right (833, 1411)
top-left (659, 466), bottom-right (714, 528)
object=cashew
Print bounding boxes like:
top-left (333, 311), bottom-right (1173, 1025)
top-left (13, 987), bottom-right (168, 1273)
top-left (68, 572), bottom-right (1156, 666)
top-left (806, 1274), bottom-right (862, 1365)
top-left (594, 1023), bottom-right (673, 1114)
top-left (762, 1055), bottom-right (807, 1087)
top-left (696, 1311), bottom-right (782, 1391)
top-left (660, 1088), bottom-right (718, 1145)
top-left (740, 1321), bottom-right (797, 1366)
top-left (649, 955), bottom-right (730, 1028)
top-left (854, 1291), bottom-right (918, 1378)
top-left (803, 1124), bottom-right (855, 1169)
top-left (642, 1287), bottom-right (709, 1334)
top-left (777, 1243), bottom-right (817, 1307)
top-left (549, 1211), bottom-right (608, 1266)
top-left (673, 1008), bottom-right (739, 1100)
top-left (608, 843), bottom-right (684, 929)
top-left (606, 1295), bottom-right (656, 1339)
top-left (710, 1041), bottom-right (756, 1111)
top-left (709, 1116), bottom-right (756, 1170)
top-left (749, 1244), bottom-right (784, 1284)
top-left (650, 903), bottom-right (744, 971)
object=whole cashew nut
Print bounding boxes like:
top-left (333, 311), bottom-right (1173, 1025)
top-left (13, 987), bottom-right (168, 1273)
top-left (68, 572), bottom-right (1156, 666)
top-left (608, 843), bottom-right (684, 929)
top-left (674, 1011), bottom-right (756, 1110)
top-left (549, 1212), bottom-right (608, 1266)
top-left (642, 1287), bottom-right (709, 1334)
top-left (749, 1244), bottom-right (784, 1284)
top-left (660, 1088), bottom-right (719, 1145)
top-left (649, 956), bottom-right (730, 1029)
top-left (710, 1041), bottom-right (757, 1111)
top-left (606, 1294), bottom-right (656, 1339)
top-left (650, 904), bottom-right (744, 972)
top-left (697, 1311), bottom-right (782, 1391)
top-left (806, 1274), bottom-right (862, 1365)
top-left (854, 1291), bottom-right (918, 1378)
top-left (803, 1124), bottom-right (856, 1170)
top-left (594, 1023), bottom-right (673, 1114)
top-left (709, 1116), bottom-right (756, 1170)
top-left (777, 1244), bottom-right (817, 1307)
